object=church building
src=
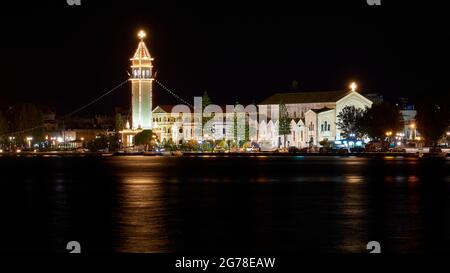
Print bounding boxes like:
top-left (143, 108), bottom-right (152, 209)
top-left (257, 86), bottom-right (373, 148)
top-left (120, 30), bottom-right (373, 149)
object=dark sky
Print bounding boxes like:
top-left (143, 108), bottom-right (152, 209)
top-left (0, 1), bottom-right (448, 116)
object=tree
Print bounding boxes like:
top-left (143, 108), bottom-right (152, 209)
top-left (278, 101), bottom-right (291, 147)
top-left (361, 102), bottom-right (403, 141)
top-left (416, 99), bottom-right (450, 148)
top-left (290, 80), bottom-right (300, 91)
top-left (215, 140), bottom-right (228, 149)
top-left (85, 134), bottom-right (109, 152)
top-left (163, 139), bottom-right (176, 151)
top-left (202, 90), bottom-right (213, 123)
top-left (182, 139), bottom-right (199, 151)
top-left (319, 138), bottom-right (331, 148)
top-left (201, 90), bottom-right (215, 138)
top-left (233, 101), bottom-right (249, 143)
top-left (115, 113), bottom-right (124, 132)
top-left (134, 129), bottom-right (155, 150)
top-left (336, 105), bottom-right (365, 139)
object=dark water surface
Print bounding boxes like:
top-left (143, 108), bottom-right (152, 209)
top-left (0, 155), bottom-right (449, 253)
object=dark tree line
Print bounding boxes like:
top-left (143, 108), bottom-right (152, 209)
top-left (337, 99), bottom-right (450, 146)
top-left (337, 102), bottom-right (403, 140)
top-left (416, 97), bottom-right (450, 147)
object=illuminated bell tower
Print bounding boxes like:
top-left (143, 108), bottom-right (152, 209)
top-left (130, 30), bottom-right (153, 130)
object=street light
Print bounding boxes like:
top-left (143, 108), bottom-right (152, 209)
top-left (26, 137), bottom-right (33, 148)
top-left (350, 82), bottom-right (357, 92)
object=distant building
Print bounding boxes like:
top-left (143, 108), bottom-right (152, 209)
top-left (46, 129), bottom-right (112, 149)
top-left (365, 93), bottom-right (384, 105)
top-left (397, 98), bottom-right (417, 140)
top-left (42, 107), bottom-right (57, 131)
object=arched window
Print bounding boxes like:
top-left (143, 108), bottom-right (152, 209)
top-left (324, 121), bottom-right (328, 131)
top-left (321, 124), bottom-right (324, 131)
top-left (328, 124), bottom-right (331, 131)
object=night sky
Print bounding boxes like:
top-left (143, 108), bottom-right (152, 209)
top-left (0, 1), bottom-right (448, 116)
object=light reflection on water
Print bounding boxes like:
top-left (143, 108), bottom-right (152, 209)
top-left (103, 156), bottom-right (446, 253)
top-left (2, 155), bottom-right (448, 253)
top-left (113, 175), bottom-right (173, 253)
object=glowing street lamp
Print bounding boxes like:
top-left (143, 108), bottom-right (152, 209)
top-left (350, 82), bottom-right (357, 92)
top-left (26, 136), bottom-right (33, 148)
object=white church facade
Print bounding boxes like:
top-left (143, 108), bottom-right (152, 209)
top-left (257, 89), bottom-right (373, 147)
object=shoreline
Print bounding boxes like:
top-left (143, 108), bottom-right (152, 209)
top-left (0, 151), bottom-right (448, 158)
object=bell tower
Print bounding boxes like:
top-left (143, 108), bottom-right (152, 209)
top-left (130, 30), bottom-right (153, 130)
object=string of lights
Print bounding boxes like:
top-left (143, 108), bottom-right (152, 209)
top-left (0, 79), bottom-right (129, 138)
top-left (154, 78), bottom-right (193, 107)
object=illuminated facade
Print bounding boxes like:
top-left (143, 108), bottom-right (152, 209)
top-left (257, 88), bottom-right (373, 147)
top-left (121, 31), bottom-right (374, 149)
top-left (130, 31), bottom-right (153, 130)
top-left (147, 88), bottom-right (373, 148)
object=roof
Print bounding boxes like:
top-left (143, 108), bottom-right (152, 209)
top-left (154, 105), bottom-right (175, 113)
top-left (132, 41), bottom-right (152, 60)
top-left (310, 107), bottom-right (334, 114)
top-left (153, 105), bottom-right (194, 113)
top-left (259, 90), bottom-right (353, 105)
